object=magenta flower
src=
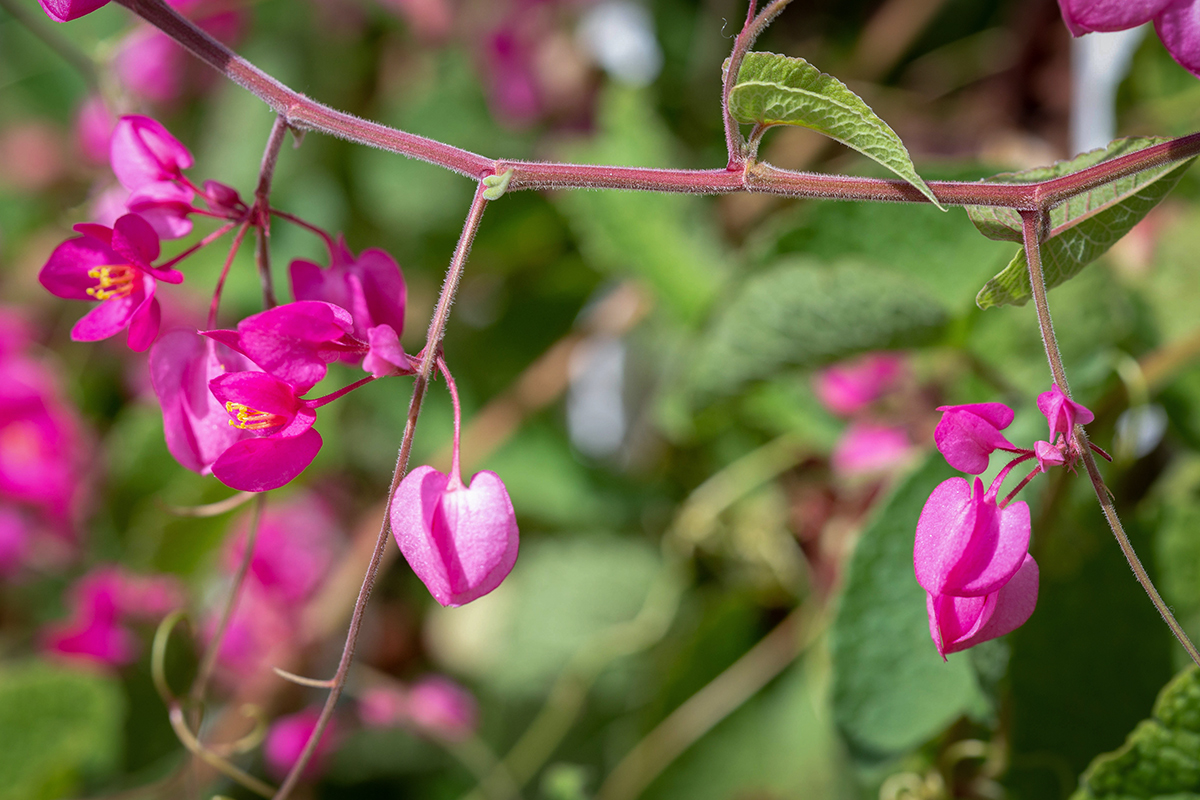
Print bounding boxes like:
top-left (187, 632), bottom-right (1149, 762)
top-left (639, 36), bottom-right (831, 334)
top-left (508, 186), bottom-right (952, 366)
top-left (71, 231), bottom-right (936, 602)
top-left (1037, 384), bottom-right (1095, 444)
top-left (109, 115), bottom-right (193, 192)
top-left (933, 402), bottom-right (1018, 475)
top-left (36, 0), bottom-right (109, 22)
top-left (114, 28), bottom-right (185, 104)
top-left (1034, 439), bottom-right (1067, 472)
top-left (290, 239), bottom-right (407, 342)
top-left (1058, 0), bottom-right (1200, 77)
top-left (225, 494), bottom-right (341, 604)
top-left (264, 709), bottom-right (339, 781)
top-left (43, 569), bottom-right (144, 667)
top-left (813, 352), bottom-right (906, 417)
top-left (150, 330), bottom-right (259, 475)
top-left (831, 422), bottom-right (913, 476)
top-left (39, 214), bottom-right (182, 352)
top-left (204, 301), bottom-right (365, 393)
top-left (926, 555), bottom-right (1039, 657)
top-left (207, 371), bottom-right (323, 492)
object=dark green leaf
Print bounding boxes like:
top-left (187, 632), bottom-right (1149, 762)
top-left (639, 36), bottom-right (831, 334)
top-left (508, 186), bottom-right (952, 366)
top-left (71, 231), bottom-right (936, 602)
top-left (729, 52), bottom-right (942, 208)
top-left (829, 456), bottom-right (987, 757)
top-left (966, 138), bottom-right (1195, 308)
top-left (689, 258), bottom-right (947, 399)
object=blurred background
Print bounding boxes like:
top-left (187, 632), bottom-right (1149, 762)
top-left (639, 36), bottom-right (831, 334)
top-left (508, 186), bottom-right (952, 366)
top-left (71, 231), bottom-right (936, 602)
top-left (4, 0), bottom-right (1200, 798)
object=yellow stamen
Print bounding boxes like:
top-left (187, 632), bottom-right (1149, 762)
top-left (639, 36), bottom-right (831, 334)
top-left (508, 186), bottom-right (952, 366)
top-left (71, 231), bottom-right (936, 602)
top-left (225, 402), bottom-right (285, 431)
top-left (86, 264), bottom-right (137, 301)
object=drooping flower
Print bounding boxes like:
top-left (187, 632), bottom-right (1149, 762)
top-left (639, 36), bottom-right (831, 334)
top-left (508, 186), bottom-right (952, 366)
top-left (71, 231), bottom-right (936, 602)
top-left (263, 708), bottom-right (339, 781)
top-left (933, 402), bottom-right (1018, 475)
top-left (39, 213), bottom-right (182, 351)
top-left (926, 554), bottom-right (1039, 657)
top-left (150, 330), bottom-right (259, 475)
top-left (290, 239), bottom-right (407, 342)
top-left (206, 371), bottom-right (323, 492)
top-left (1057, 0), bottom-right (1200, 78)
top-left (36, 0), bottom-right (109, 22)
top-left (1037, 384), bottom-right (1095, 444)
top-left (813, 352), bottom-right (906, 417)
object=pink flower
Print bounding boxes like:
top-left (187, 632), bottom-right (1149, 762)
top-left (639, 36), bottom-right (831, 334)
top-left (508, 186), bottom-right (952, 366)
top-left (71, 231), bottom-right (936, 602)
top-left (150, 330), bottom-right (259, 475)
top-left (289, 239), bottom-right (407, 343)
top-left (264, 709), bottom-right (339, 781)
top-left (114, 28), bottom-right (186, 104)
top-left (207, 371), bottom-right (323, 492)
top-left (406, 676), bottom-right (478, 741)
top-left (1057, 0), bottom-right (1200, 77)
top-left (36, 0), bottom-right (109, 22)
top-left (914, 476), bottom-right (1037, 658)
top-left (358, 686), bottom-right (408, 728)
top-left (126, 180), bottom-right (196, 239)
top-left (204, 301), bottom-right (365, 393)
top-left (813, 353), bottom-right (906, 417)
top-left (1037, 384), bottom-right (1095, 444)
top-left (391, 465), bottom-right (519, 607)
top-left (933, 402), bottom-right (1018, 475)
top-left (1034, 439), bottom-right (1067, 472)
top-left (38, 214), bottom-right (182, 351)
top-left (831, 422), bottom-right (913, 476)
top-left (225, 494), bottom-right (341, 604)
top-left (109, 115), bottom-right (193, 192)
top-left (363, 325), bottom-right (417, 378)
top-left (75, 95), bottom-right (114, 165)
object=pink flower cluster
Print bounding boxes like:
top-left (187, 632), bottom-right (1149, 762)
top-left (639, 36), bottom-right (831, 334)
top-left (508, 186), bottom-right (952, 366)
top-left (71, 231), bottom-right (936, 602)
top-left (43, 566), bottom-right (184, 667)
top-left (1058, 0), bottom-right (1200, 78)
top-left (916, 385), bottom-right (1097, 658)
top-left (814, 352), bottom-right (916, 477)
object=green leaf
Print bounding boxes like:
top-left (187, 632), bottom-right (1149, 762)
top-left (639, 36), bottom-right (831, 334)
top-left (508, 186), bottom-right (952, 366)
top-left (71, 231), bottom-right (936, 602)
top-left (728, 52), bottom-right (942, 209)
top-left (689, 258), bottom-right (947, 399)
top-left (967, 137), bottom-right (1196, 308)
top-left (829, 456), bottom-right (987, 757)
top-left (0, 661), bottom-right (124, 800)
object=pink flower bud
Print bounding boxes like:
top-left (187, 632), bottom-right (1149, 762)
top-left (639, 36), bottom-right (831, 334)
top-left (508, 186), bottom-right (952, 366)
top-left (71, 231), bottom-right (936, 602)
top-left (363, 325), bottom-right (416, 378)
top-left (1034, 440), bottom-right (1066, 472)
top-left (391, 466), bottom-right (519, 607)
top-left (1037, 384), bottom-right (1094, 444)
top-left (109, 115), bottom-right (194, 192)
top-left (264, 709), bottom-right (338, 781)
top-left (36, 0), bottom-right (109, 22)
top-left (933, 402), bottom-right (1018, 475)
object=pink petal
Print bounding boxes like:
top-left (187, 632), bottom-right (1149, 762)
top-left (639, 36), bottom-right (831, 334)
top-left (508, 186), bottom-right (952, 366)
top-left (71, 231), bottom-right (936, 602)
top-left (406, 676), bottom-right (478, 741)
top-left (125, 280), bottom-right (161, 352)
top-left (208, 371), bottom-right (302, 425)
top-left (75, 95), bottom-right (114, 165)
top-left (391, 466), bottom-right (520, 607)
top-left (1057, 0), bottom-right (1173, 35)
top-left (126, 183), bottom-right (195, 244)
top-left (264, 709), bottom-right (338, 781)
top-left (363, 325), bottom-right (415, 378)
top-left (113, 28), bottom-right (185, 103)
top-left (1157, 2), bottom-right (1200, 77)
top-left (914, 477), bottom-right (1031, 597)
top-left (1034, 440), bottom-right (1066, 472)
top-left (71, 286), bottom-right (142, 342)
top-left (927, 591), bottom-right (996, 660)
top-left (953, 554), bottom-right (1039, 652)
top-left (934, 403), bottom-right (1018, 474)
top-left (232, 301), bottom-right (358, 392)
top-left (39, 237), bottom-right (118, 301)
top-left (110, 213), bottom-right (161, 269)
top-left (1037, 384), bottom-right (1095, 442)
top-left (211, 426), bottom-right (323, 492)
top-left (0, 506), bottom-right (30, 576)
top-left (110, 115), bottom-right (193, 191)
top-left (36, 0), bottom-right (110, 21)
top-left (813, 353), bottom-right (906, 417)
top-left (831, 422), bottom-right (913, 476)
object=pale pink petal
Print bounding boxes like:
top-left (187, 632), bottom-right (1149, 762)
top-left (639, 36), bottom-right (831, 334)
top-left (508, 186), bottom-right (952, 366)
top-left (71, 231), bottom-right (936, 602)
top-left (1034, 440), bottom-right (1066, 472)
top-left (934, 403), bottom-right (1018, 474)
top-left (813, 353), bottom-right (906, 416)
top-left (944, 554), bottom-right (1039, 655)
top-left (406, 676), bottom-right (478, 741)
top-left (110, 115), bottom-right (193, 191)
top-left (1157, 2), bottom-right (1200, 76)
top-left (75, 95), bottom-right (114, 164)
top-left (114, 28), bottom-right (185, 103)
top-left (927, 590), bottom-right (996, 659)
top-left (1057, 0), bottom-right (1173, 35)
top-left (363, 325), bottom-right (415, 378)
top-left (71, 288), bottom-right (141, 342)
top-left (831, 422), bottom-right (913, 476)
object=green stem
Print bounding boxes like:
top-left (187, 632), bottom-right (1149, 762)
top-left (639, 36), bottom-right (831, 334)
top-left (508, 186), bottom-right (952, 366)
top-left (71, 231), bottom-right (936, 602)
top-left (1020, 209), bottom-right (1200, 668)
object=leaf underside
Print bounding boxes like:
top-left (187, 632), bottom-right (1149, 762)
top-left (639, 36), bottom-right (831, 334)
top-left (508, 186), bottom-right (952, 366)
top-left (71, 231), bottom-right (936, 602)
top-left (966, 138), bottom-right (1195, 309)
top-left (728, 51), bottom-right (943, 210)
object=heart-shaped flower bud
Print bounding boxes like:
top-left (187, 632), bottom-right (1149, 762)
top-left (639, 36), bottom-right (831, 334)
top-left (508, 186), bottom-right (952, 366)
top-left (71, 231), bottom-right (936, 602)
top-left (391, 466), bottom-right (519, 607)
top-left (933, 402), bottom-right (1018, 474)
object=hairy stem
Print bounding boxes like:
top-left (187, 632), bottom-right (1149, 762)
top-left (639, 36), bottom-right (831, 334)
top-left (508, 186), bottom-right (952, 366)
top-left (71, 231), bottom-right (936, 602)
top-left (271, 180), bottom-right (492, 800)
top-left (1020, 210), bottom-right (1200, 668)
top-left (112, 0), bottom-right (1200, 209)
top-left (253, 115), bottom-right (290, 310)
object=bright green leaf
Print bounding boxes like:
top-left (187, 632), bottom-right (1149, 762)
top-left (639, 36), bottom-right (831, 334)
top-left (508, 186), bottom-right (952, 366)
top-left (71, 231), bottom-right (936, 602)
top-left (0, 661), bottom-right (124, 800)
top-left (829, 456), bottom-right (987, 756)
top-left (967, 138), bottom-right (1195, 308)
top-left (689, 258), bottom-right (947, 399)
top-left (728, 52), bottom-right (942, 209)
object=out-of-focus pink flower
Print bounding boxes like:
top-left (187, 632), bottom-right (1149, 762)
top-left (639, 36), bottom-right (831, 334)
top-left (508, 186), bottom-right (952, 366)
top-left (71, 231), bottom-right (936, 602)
top-left (204, 301), bottom-right (364, 393)
top-left (207, 371), bottom-right (323, 492)
top-left (358, 686), bottom-right (408, 728)
top-left (75, 95), bottom-right (114, 166)
top-left (392, 465), bottom-right (519, 607)
top-left (290, 240), bottom-right (407, 343)
top-left (209, 580), bottom-right (295, 683)
top-left (263, 708), bottom-right (339, 781)
top-left (933, 402), bottom-right (1018, 475)
top-left (39, 214), bottom-right (181, 351)
top-left (914, 476), bottom-right (1037, 658)
top-left (109, 116), bottom-right (193, 192)
top-left (814, 353), bottom-right (906, 417)
top-left (0, 121), bottom-right (65, 191)
top-left (1057, 0), bottom-right (1200, 77)
top-left (151, 330), bottom-right (258, 474)
top-left (1037, 384), bottom-right (1095, 444)
top-left (114, 28), bottom-right (185, 104)
top-left (406, 676), bottom-right (478, 741)
top-left (484, 26), bottom-right (542, 125)
top-left (225, 494), bottom-right (341, 604)
top-left (36, 0), bottom-right (109, 22)
top-left (0, 506), bottom-right (30, 576)
top-left (831, 422), bottom-right (913, 476)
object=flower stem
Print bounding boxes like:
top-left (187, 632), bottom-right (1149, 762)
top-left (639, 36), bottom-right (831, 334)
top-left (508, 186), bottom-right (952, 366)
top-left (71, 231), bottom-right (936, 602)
top-left (159, 220), bottom-right (238, 271)
top-left (436, 357), bottom-right (465, 489)
top-left (1020, 209), bottom-right (1200, 667)
top-left (208, 220), bottom-right (252, 329)
top-left (270, 179), bottom-right (493, 800)
top-left (270, 208), bottom-right (337, 251)
top-left (252, 115), bottom-right (289, 310)
top-left (307, 375), bottom-right (377, 408)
